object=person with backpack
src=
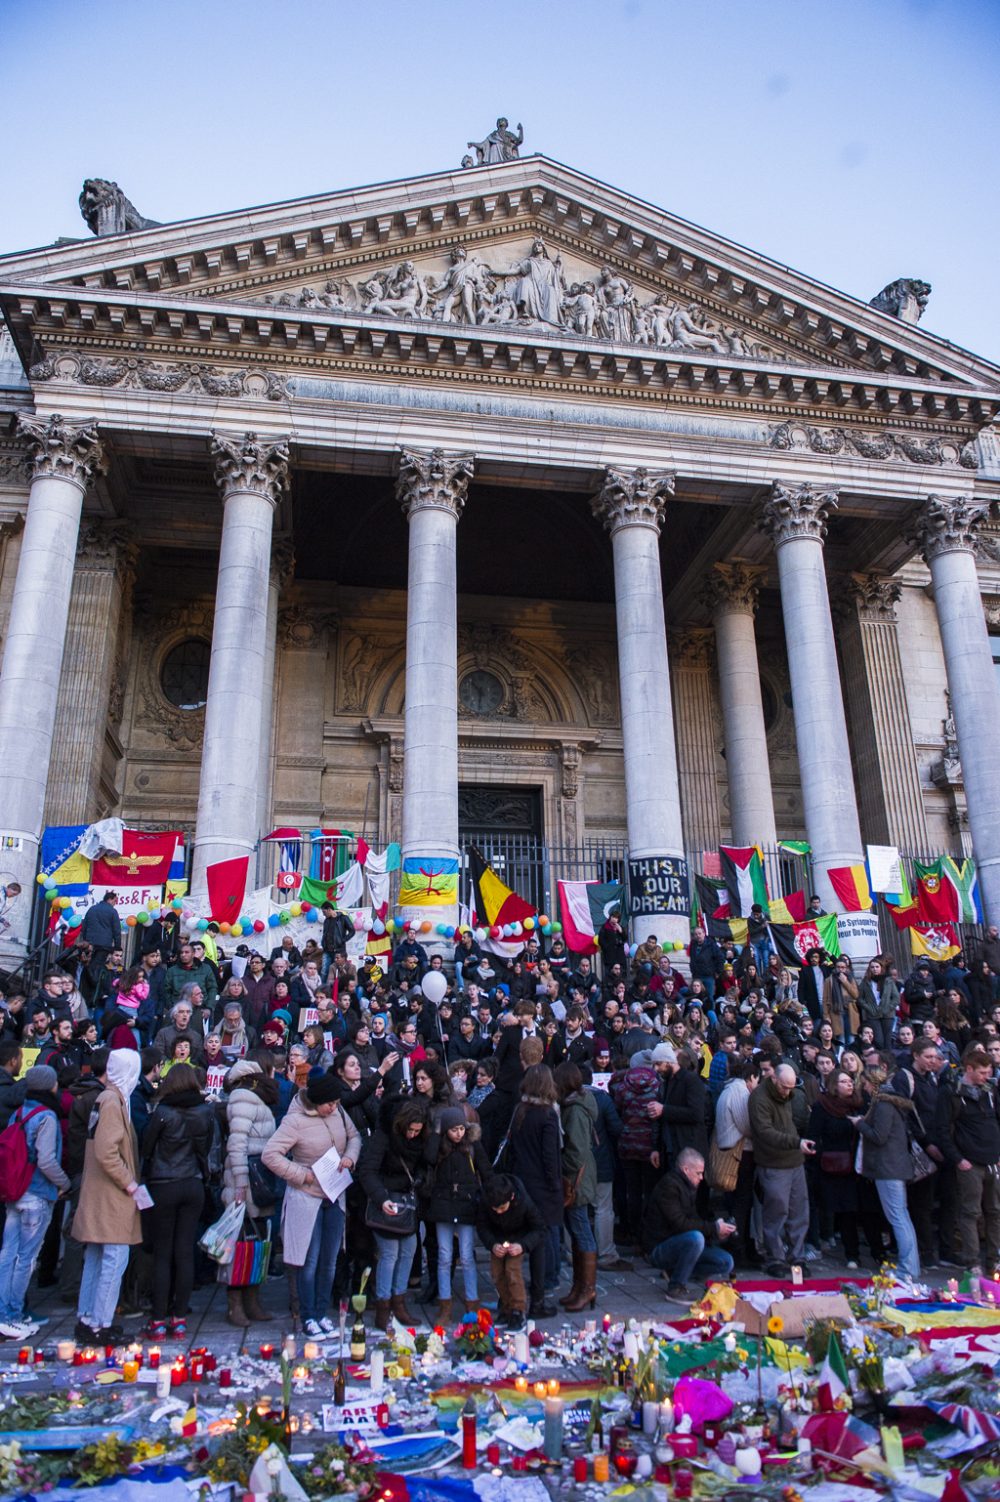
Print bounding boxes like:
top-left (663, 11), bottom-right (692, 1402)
top-left (0, 1065), bottom-right (70, 1338)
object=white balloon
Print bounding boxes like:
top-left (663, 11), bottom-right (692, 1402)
top-left (421, 970), bottom-right (448, 1006)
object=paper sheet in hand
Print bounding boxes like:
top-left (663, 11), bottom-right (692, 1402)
top-left (312, 1147), bottom-right (353, 1202)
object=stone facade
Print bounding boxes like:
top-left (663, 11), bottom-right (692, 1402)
top-left (1, 150), bottom-right (999, 961)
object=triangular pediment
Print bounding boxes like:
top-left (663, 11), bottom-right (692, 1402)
top-left (3, 156), bottom-right (999, 416)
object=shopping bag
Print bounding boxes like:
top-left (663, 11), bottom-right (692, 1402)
top-left (198, 1198), bottom-right (245, 1265)
top-left (217, 1217), bottom-right (272, 1287)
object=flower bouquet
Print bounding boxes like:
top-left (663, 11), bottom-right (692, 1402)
top-left (452, 1307), bottom-right (502, 1359)
top-left (295, 1439), bottom-right (380, 1499)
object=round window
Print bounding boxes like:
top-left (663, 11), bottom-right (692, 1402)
top-left (161, 639), bottom-right (211, 710)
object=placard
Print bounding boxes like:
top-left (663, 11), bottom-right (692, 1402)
top-left (590, 1072), bottom-right (611, 1093)
top-left (836, 910), bottom-right (880, 966)
top-left (322, 1399), bottom-right (389, 1433)
top-left (867, 845), bottom-right (903, 894)
top-left (628, 856), bottom-right (690, 920)
top-left (205, 1064), bottom-right (227, 1096)
top-left (298, 1007), bottom-right (319, 1031)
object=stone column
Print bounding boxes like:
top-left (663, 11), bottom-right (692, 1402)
top-left (705, 561), bottom-right (777, 847)
top-left (257, 536), bottom-right (295, 837)
top-left (592, 467), bottom-right (688, 948)
top-left (671, 628), bottom-right (723, 857)
top-left (759, 482), bottom-right (864, 912)
top-left (397, 448), bottom-right (473, 926)
top-left (835, 574), bottom-right (929, 851)
top-left (0, 414), bottom-right (106, 963)
top-left (911, 494), bottom-right (1000, 921)
top-left (45, 522), bottom-right (138, 826)
top-left (192, 432), bottom-right (290, 891)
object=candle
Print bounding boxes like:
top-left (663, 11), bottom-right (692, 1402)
top-left (584, 1318), bottom-right (596, 1336)
top-left (723, 1332), bottom-right (736, 1353)
top-left (671, 1434), bottom-right (697, 1459)
top-left (33, 1350), bottom-right (44, 1366)
top-left (642, 1400), bottom-right (659, 1436)
top-left (592, 1452), bottom-right (609, 1482)
top-left (673, 1467), bottom-right (693, 1499)
top-left (622, 1331), bottom-right (639, 1363)
top-left (511, 1454), bottom-right (527, 1473)
top-left (369, 1349), bottom-right (385, 1394)
top-left (461, 1396), bottom-right (477, 1469)
top-left (613, 1445), bottom-right (637, 1478)
top-left (486, 1442), bottom-right (500, 1466)
top-left (303, 1341), bottom-right (320, 1361)
top-left (258, 1342), bottom-right (274, 1359)
top-left (122, 1359), bottom-right (139, 1383)
top-left (82, 1347), bottom-right (96, 1365)
top-left (533, 1381), bottom-right (547, 1399)
top-left (635, 1454), bottom-right (653, 1479)
top-left (57, 1340), bottom-right (75, 1362)
top-left (546, 1378), bottom-right (560, 1396)
top-left (543, 1396), bottom-right (564, 1461)
top-left (513, 1331), bottom-right (529, 1365)
top-left (219, 1368), bottom-right (232, 1388)
top-left (190, 1355), bottom-right (204, 1382)
top-left (659, 1398), bottom-right (674, 1434)
top-left (17, 1347), bottom-right (30, 1365)
top-left (148, 1346), bottom-right (160, 1369)
top-left (791, 1264), bottom-right (803, 1287)
top-left (293, 1365), bottom-right (308, 1381)
top-left (203, 1352), bottom-right (216, 1373)
top-left (73, 1350), bottom-right (84, 1367)
top-left (573, 1456), bottom-right (588, 1482)
top-left (156, 1367), bottom-right (172, 1399)
top-left (514, 1375), bottom-right (528, 1393)
top-left (283, 1335), bottom-right (297, 1359)
top-left (171, 1359), bottom-right (186, 1387)
top-left (602, 1313), bottom-right (611, 1334)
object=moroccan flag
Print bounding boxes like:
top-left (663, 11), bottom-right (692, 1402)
top-left (768, 890), bottom-right (807, 925)
top-left (399, 856), bottom-right (459, 907)
top-left (769, 913), bottom-right (841, 967)
top-left (827, 865), bottom-right (873, 912)
top-left (817, 1331), bottom-right (849, 1411)
top-left (469, 846), bottom-right (536, 931)
top-left (557, 879), bottom-right (626, 954)
top-left (915, 858), bottom-right (960, 923)
top-left (719, 845), bottom-right (769, 917)
top-left (92, 830), bottom-right (180, 886)
top-left (911, 923), bottom-right (960, 963)
top-left (206, 854), bottom-right (250, 924)
top-left (941, 856), bottom-right (983, 924)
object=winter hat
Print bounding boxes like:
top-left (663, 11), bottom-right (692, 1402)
top-left (305, 1073), bottom-right (341, 1106)
top-left (262, 1017), bottom-right (286, 1041)
top-left (271, 1009), bottom-right (293, 1027)
top-left (651, 1043), bottom-right (678, 1066)
top-left (227, 1060), bottom-right (262, 1086)
top-left (23, 1064), bottom-right (58, 1094)
top-left (438, 1105), bottom-right (467, 1131)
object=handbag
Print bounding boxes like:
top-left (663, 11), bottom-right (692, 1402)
top-left (819, 1149), bottom-right (853, 1176)
top-left (198, 1198), bottom-right (245, 1263)
top-left (909, 1140), bottom-right (936, 1182)
top-left (364, 1158), bottom-right (418, 1236)
top-left (707, 1138), bottom-right (742, 1193)
top-left (217, 1215), bottom-right (272, 1287)
top-left (562, 1164), bottom-right (584, 1208)
top-left (247, 1154), bottom-right (279, 1212)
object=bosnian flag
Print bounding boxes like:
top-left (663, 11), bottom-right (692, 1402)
top-left (817, 1331), bottom-right (849, 1411)
top-left (557, 880), bottom-right (626, 955)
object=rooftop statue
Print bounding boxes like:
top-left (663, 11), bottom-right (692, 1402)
top-left (869, 278), bottom-right (931, 324)
top-left (79, 178), bottom-right (159, 237)
top-left (465, 117), bottom-right (524, 166)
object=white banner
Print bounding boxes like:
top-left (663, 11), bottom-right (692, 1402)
top-left (836, 910), bottom-right (880, 966)
top-left (866, 845), bottom-right (903, 894)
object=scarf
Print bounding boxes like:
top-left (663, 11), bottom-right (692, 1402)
top-left (468, 1082), bottom-right (494, 1110)
top-left (818, 1090), bottom-right (859, 1119)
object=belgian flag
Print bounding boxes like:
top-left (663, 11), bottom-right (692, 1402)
top-left (469, 846), bottom-right (536, 930)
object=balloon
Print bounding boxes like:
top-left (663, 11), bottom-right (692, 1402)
top-left (489, 925), bottom-right (502, 939)
top-left (551, 923), bottom-right (562, 934)
top-left (307, 909), bottom-right (319, 922)
top-left (197, 918), bottom-right (209, 932)
top-left (408, 920), bottom-right (419, 932)
top-left (230, 924), bottom-right (242, 938)
top-left (537, 914), bottom-right (549, 928)
top-left (58, 896), bottom-right (71, 910)
top-left (353, 915), bottom-right (366, 931)
top-left (523, 917), bottom-right (535, 931)
top-left (171, 898), bottom-right (184, 910)
top-left (475, 927), bottom-right (487, 942)
top-left (435, 924), bottom-right (446, 936)
top-left (419, 920), bottom-right (432, 934)
top-left (510, 922), bottom-right (522, 937)
top-left (44, 889), bottom-right (58, 903)
top-left (278, 910), bottom-right (290, 924)
top-left (253, 920), bottom-right (265, 933)
top-left (541, 924), bottom-right (552, 936)
top-left (301, 902), bottom-right (312, 914)
top-left (290, 903), bottom-right (302, 918)
top-left (136, 910), bottom-right (150, 925)
top-left (502, 925), bottom-right (512, 937)
top-left (35, 873), bottom-right (46, 886)
top-left (445, 926), bottom-right (455, 939)
top-left (126, 915), bottom-right (137, 927)
top-left (268, 913), bottom-right (281, 927)
top-left (421, 970), bottom-right (448, 1005)
top-left (372, 920), bottom-right (385, 936)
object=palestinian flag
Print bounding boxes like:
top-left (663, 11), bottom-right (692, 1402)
top-left (769, 913), bottom-right (841, 967)
top-left (557, 879), bottom-right (626, 954)
top-left (817, 1331), bottom-right (849, 1411)
top-left (719, 845), bottom-right (769, 917)
top-left (915, 858), bottom-right (960, 923)
top-left (911, 923), bottom-right (960, 963)
top-left (469, 846), bottom-right (536, 931)
top-left (695, 875), bottom-right (747, 945)
top-left (827, 865), bottom-right (872, 912)
top-left (941, 856), bottom-right (983, 924)
top-left (768, 890), bottom-right (806, 925)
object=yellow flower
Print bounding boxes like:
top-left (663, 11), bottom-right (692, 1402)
top-left (767, 1315), bottom-right (785, 1336)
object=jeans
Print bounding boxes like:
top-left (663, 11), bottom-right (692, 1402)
top-left (594, 1181), bottom-right (616, 1262)
top-left (756, 1165), bottom-right (809, 1264)
top-left (149, 1177), bottom-right (205, 1322)
top-left (373, 1231), bottom-right (418, 1299)
top-left (0, 1192), bottom-right (54, 1322)
top-left (297, 1200), bottom-right (345, 1323)
top-left (79, 1242), bottom-right (130, 1330)
top-left (565, 1203), bottom-right (596, 1253)
top-left (648, 1231), bottom-right (734, 1288)
top-left (436, 1222), bottom-right (477, 1301)
top-left (751, 939), bottom-right (771, 975)
top-left (875, 1179), bottom-right (920, 1278)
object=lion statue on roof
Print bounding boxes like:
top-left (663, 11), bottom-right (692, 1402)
top-left (79, 179), bottom-right (159, 237)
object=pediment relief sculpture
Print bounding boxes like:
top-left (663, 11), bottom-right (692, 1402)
top-left (254, 237), bottom-right (783, 361)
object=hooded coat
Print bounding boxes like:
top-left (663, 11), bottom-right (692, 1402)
top-left (72, 1050), bottom-right (142, 1246)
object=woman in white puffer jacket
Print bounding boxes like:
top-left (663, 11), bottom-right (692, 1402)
top-left (222, 1060), bottom-right (279, 1328)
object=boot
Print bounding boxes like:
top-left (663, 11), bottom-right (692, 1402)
top-left (435, 1298), bottom-right (452, 1324)
top-left (529, 1296), bottom-right (558, 1318)
top-left (562, 1252), bottom-right (597, 1313)
top-left (391, 1294), bottom-right (417, 1325)
top-left (227, 1288), bottom-right (251, 1328)
top-left (374, 1299), bottom-right (391, 1332)
top-left (462, 1298), bottom-right (478, 1314)
top-left (559, 1246), bottom-right (583, 1308)
top-left (242, 1284), bottom-right (274, 1322)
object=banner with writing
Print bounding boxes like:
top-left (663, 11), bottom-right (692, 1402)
top-left (628, 856), bottom-right (690, 920)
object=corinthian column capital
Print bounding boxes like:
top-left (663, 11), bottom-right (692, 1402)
top-left (17, 413), bottom-right (106, 490)
top-left (909, 493), bottom-right (990, 562)
top-left (592, 466), bottom-right (675, 535)
top-left (759, 480), bottom-right (839, 547)
top-left (706, 560), bottom-right (765, 615)
top-left (397, 447), bottom-right (474, 520)
top-left (76, 519), bottom-right (139, 588)
top-left (211, 430), bottom-right (290, 506)
top-left (846, 572), bottom-right (901, 623)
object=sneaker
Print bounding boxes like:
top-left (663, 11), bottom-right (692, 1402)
top-left (75, 1320), bottom-right (100, 1344)
top-left (663, 1284), bottom-right (692, 1305)
top-left (846, 1260), bottom-right (859, 1271)
top-left (0, 1319), bottom-right (40, 1340)
top-left (168, 1318), bottom-right (187, 1338)
top-left (303, 1319), bottom-right (324, 1339)
top-left (507, 1310), bottom-right (525, 1331)
top-left (318, 1317), bottom-right (336, 1335)
top-left (21, 1310), bottom-right (49, 1326)
top-left (765, 1261), bottom-right (789, 1279)
top-left (800, 1245), bottom-right (822, 1263)
top-left (146, 1322), bottom-right (168, 1340)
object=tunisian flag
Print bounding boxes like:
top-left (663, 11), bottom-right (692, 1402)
top-left (92, 830), bottom-right (180, 886)
top-left (206, 855), bottom-right (250, 923)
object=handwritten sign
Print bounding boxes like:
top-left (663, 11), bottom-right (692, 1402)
top-left (628, 856), bottom-right (690, 920)
top-left (322, 1400), bottom-right (389, 1433)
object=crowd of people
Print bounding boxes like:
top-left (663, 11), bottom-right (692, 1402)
top-left (0, 890), bottom-right (998, 1344)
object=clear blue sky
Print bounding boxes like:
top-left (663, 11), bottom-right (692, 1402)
top-left (3, 0), bottom-right (998, 364)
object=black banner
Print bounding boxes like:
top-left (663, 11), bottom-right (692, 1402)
top-left (628, 856), bottom-right (690, 920)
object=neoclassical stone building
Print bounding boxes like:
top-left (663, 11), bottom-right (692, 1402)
top-left (1, 144), bottom-right (999, 963)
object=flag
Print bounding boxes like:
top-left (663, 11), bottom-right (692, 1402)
top-left (827, 865), bottom-right (873, 912)
top-left (768, 890), bottom-right (806, 925)
top-left (206, 854), bottom-right (250, 924)
top-left (884, 866), bottom-right (918, 927)
top-left (769, 914), bottom-right (841, 967)
top-left (469, 846), bottom-right (536, 931)
top-left (927, 1402), bottom-right (1000, 1447)
top-left (180, 1403), bottom-right (198, 1437)
top-left (399, 856), bottom-right (459, 907)
top-left (92, 830), bottom-right (179, 886)
top-left (817, 1331), bottom-right (849, 1411)
top-left (941, 856), bottom-right (983, 924)
top-left (310, 828), bottom-right (354, 882)
top-left (719, 845), bottom-right (769, 917)
top-left (557, 879), bottom-right (626, 954)
top-left (915, 858), bottom-right (960, 923)
top-left (695, 875), bottom-right (747, 945)
top-left (779, 840), bottom-right (812, 858)
top-left (164, 835), bottom-right (188, 899)
top-left (264, 826), bottom-right (303, 880)
top-left (911, 923), bottom-right (960, 963)
top-left (300, 861), bottom-right (365, 911)
top-left (38, 824), bottom-right (91, 895)
top-left (366, 903), bottom-right (392, 964)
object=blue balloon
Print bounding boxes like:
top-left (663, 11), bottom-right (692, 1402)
top-left (268, 913), bottom-right (281, 927)
top-left (306, 908), bottom-right (319, 922)
top-left (445, 926), bottom-right (455, 939)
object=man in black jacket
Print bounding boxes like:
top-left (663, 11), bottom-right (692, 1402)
top-left (688, 927), bottom-right (724, 1002)
top-left (940, 1045), bottom-right (1000, 1272)
top-left (79, 890), bottom-right (122, 993)
top-left (320, 903), bottom-right (355, 984)
top-left (0, 1041), bottom-right (25, 1124)
top-left (476, 1173), bottom-right (545, 1329)
top-left (643, 1149), bottom-right (735, 1301)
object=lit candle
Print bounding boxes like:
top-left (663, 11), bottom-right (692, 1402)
top-left (293, 1365), bottom-right (308, 1381)
top-left (546, 1378), bottom-right (560, 1396)
top-left (593, 1452), bottom-right (609, 1482)
top-left (203, 1352), bottom-right (217, 1373)
top-left (602, 1313), bottom-right (611, 1334)
top-left (171, 1359), bottom-right (186, 1387)
top-left (659, 1398), bottom-right (674, 1434)
top-left (514, 1375), bottom-right (528, 1393)
top-left (73, 1350), bottom-right (84, 1367)
top-left (533, 1381), bottom-right (547, 1399)
top-left (17, 1347), bottom-right (31, 1366)
top-left (57, 1340), bottom-right (75, 1362)
top-left (258, 1342), bottom-right (275, 1360)
top-left (543, 1395), bottom-right (564, 1461)
top-left (122, 1359), bottom-right (139, 1383)
top-left (303, 1341), bottom-right (320, 1361)
top-left (148, 1346), bottom-right (160, 1368)
top-left (190, 1355), bottom-right (204, 1382)
top-left (33, 1350), bottom-right (44, 1367)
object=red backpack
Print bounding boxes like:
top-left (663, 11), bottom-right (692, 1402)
top-left (0, 1104), bottom-right (47, 1203)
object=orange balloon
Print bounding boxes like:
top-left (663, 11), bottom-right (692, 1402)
top-left (419, 920), bottom-right (433, 933)
top-left (219, 922), bottom-right (231, 935)
top-left (537, 914), bottom-right (549, 927)
top-left (126, 915), bottom-right (137, 927)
